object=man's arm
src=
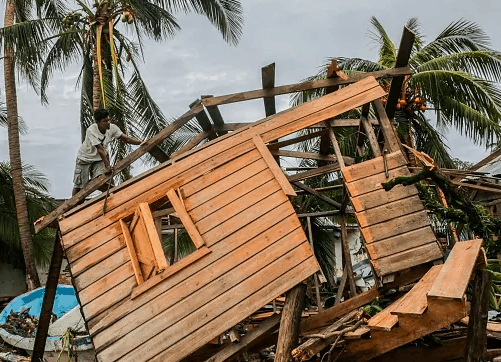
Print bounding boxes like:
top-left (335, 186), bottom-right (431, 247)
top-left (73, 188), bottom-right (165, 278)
top-left (96, 144), bottom-right (112, 174)
top-left (119, 133), bottom-right (142, 145)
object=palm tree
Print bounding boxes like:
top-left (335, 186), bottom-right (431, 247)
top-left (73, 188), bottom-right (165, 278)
top-left (0, 162), bottom-right (56, 270)
top-left (2, 0), bottom-right (61, 289)
top-left (37, 0), bottom-right (243, 176)
top-left (291, 18), bottom-right (501, 167)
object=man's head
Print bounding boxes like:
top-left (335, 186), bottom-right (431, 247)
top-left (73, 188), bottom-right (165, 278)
top-left (94, 108), bottom-right (111, 131)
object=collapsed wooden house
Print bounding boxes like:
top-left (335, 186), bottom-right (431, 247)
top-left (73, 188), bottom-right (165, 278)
top-left (32, 29), bottom-right (489, 362)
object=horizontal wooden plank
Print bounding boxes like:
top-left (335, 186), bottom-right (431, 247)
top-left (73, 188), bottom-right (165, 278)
top-left (83, 276), bottom-right (137, 321)
top-left (342, 152), bottom-right (407, 183)
top-left (365, 227), bottom-right (437, 259)
top-left (189, 169), bottom-right (274, 223)
top-left (181, 149), bottom-right (261, 199)
top-left (195, 180), bottom-right (281, 235)
top-left (104, 247), bottom-right (316, 362)
top-left (88, 205), bottom-right (297, 335)
top-left (367, 297), bottom-right (400, 331)
top-left (360, 210), bottom-right (431, 243)
top-left (202, 191), bottom-right (290, 246)
top-left (350, 185), bottom-right (418, 212)
top-left (427, 239), bottom-right (483, 301)
top-left (345, 166), bottom-right (410, 198)
top-left (145, 257), bottom-right (318, 362)
top-left (355, 196), bottom-right (424, 228)
top-left (270, 149), bottom-right (352, 163)
top-left (70, 235), bottom-right (125, 277)
top-left (201, 67), bottom-right (408, 107)
top-left (391, 265), bottom-right (442, 316)
top-left (63, 221), bottom-right (121, 254)
top-left (372, 243), bottom-right (443, 276)
top-left (73, 248), bottom-right (130, 291)
top-left (95, 231), bottom-right (311, 360)
top-left (287, 163), bottom-right (341, 182)
top-left (79, 262), bottom-right (134, 306)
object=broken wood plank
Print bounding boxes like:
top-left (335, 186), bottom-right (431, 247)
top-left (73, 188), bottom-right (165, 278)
top-left (427, 239), bottom-right (483, 301)
top-left (204, 314), bottom-right (281, 362)
top-left (391, 265), bottom-right (442, 316)
top-left (201, 67), bottom-right (409, 107)
top-left (367, 298), bottom-right (400, 331)
top-left (345, 326), bottom-right (370, 340)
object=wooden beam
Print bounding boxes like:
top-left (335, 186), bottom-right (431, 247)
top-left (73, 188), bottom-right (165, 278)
top-left (452, 180), bottom-right (501, 194)
top-left (325, 123), bottom-right (345, 168)
top-left (262, 63), bottom-right (277, 117)
top-left (372, 99), bottom-right (401, 153)
top-left (340, 213), bottom-right (357, 296)
top-left (292, 181), bottom-right (341, 208)
top-left (307, 217), bottom-right (323, 312)
top-left (465, 269), bottom-right (492, 362)
top-left (190, 100), bottom-right (216, 141)
top-left (170, 130), bottom-right (212, 158)
top-left (385, 26), bottom-right (415, 119)
top-left (271, 149), bottom-right (353, 163)
top-left (201, 95), bottom-right (228, 137)
top-left (34, 102), bottom-right (204, 233)
top-left (204, 314), bottom-right (281, 362)
top-left (267, 129), bottom-right (328, 150)
top-left (201, 67), bottom-right (411, 107)
top-left (287, 163), bottom-right (342, 182)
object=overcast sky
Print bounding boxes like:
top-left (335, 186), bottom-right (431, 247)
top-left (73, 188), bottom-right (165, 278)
top-left (0, 0), bottom-right (500, 199)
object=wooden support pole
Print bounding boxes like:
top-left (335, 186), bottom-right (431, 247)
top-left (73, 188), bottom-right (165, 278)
top-left (275, 283), bottom-right (307, 362)
top-left (436, 186), bottom-right (460, 247)
top-left (190, 99), bottom-right (217, 141)
top-left (262, 62), bottom-right (280, 165)
top-left (325, 123), bottom-right (345, 168)
top-left (339, 213), bottom-right (357, 297)
top-left (204, 314), bottom-right (281, 362)
top-left (372, 99), bottom-right (401, 154)
top-left (334, 265), bottom-right (348, 306)
top-left (307, 217), bottom-right (323, 312)
top-left (32, 230), bottom-right (65, 362)
top-left (465, 269), bottom-right (492, 362)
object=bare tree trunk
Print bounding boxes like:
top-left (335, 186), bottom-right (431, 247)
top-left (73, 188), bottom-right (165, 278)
top-left (4, 0), bottom-right (41, 290)
top-left (275, 284), bottom-right (306, 362)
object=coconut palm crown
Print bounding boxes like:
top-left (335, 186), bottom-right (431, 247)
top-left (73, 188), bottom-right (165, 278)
top-left (292, 17), bottom-right (501, 167)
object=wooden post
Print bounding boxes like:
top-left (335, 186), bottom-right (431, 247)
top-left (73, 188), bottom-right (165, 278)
top-left (465, 269), bottom-right (492, 362)
top-left (32, 230), bottom-right (64, 362)
top-left (275, 283), bottom-right (307, 362)
top-left (339, 213), bottom-right (357, 297)
top-left (307, 217), bottom-right (323, 312)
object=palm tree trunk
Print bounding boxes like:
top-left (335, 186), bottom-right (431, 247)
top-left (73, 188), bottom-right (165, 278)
top-left (4, 0), bottom-right (41, 290)
top-left (93, 43), bottom-right (102, 110)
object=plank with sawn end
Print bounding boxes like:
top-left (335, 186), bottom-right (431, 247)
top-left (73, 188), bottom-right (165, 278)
top-left (345, 326), bottom-right (371, 340)
top-left (391, 265), bottom-right (443, 317)
top-left (427, 239), bottom-right (483, 301)
top-left (367, 297), bottom-right (401, 331)
top-left (372, 243), bottom-right (443, 276)
top-left (361, 210), bottom-right (431, 243)
top-left (342, 152), bottom-right (407, 183)
top-left (345, 167), bottom-right (410, 198)
top-left (350, 185), bottom-right (418, 213)
top-left (188, 169), bottom-right (274, 223)
top-left (365, 227), bottom-right (437, 259)
top-left (355, 196), bottom-right (424, 228)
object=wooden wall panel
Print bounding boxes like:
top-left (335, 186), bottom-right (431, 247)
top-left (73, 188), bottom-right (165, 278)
top-left (71, 235), bottom-right (124, 277)
top-left (360, 211), bottom-right (431, 243)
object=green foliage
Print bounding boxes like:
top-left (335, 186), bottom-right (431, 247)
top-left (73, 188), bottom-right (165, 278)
top-left (290, 17), bottom-right (501, 167)
top-left (0, 162), bottom-right (56, 268)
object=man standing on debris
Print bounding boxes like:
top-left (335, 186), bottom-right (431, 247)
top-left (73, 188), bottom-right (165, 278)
top-left (72, 108), bottom-right (142, 196)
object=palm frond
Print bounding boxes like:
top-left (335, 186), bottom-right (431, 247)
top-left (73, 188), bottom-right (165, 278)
top-left (128, 0), bottom-right (181, 41)
top-left (368, 16), bottom-right (396, 68)
top-left (405, 18), bottom-right (424, 52)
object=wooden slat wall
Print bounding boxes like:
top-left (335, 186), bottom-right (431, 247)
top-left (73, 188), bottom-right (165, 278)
top-left (60, 147), bottom-right (319, 362)
top-left (342, 152), bottom-right (443, 276)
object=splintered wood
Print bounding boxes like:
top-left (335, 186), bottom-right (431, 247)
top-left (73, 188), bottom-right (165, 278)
top-left (56, 77), bottom-right (385, 362)
top-left (342, 151), bottom-right (443, 276)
